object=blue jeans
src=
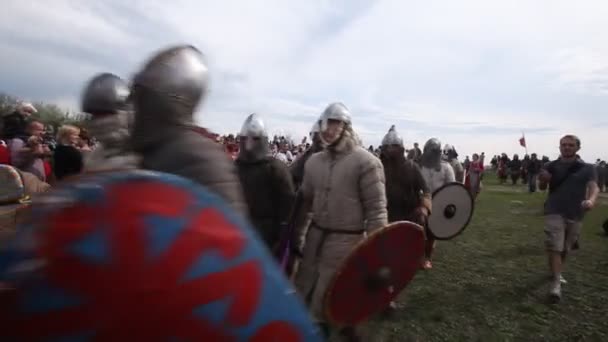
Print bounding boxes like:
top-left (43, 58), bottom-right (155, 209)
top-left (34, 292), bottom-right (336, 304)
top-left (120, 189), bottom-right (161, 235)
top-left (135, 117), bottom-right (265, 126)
top-left (528, 173), bottom-right (538, 192)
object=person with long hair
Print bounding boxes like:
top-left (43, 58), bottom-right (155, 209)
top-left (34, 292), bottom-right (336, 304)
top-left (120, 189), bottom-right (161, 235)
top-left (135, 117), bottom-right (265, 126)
top-left (52, 125), bottom-right (83, 180)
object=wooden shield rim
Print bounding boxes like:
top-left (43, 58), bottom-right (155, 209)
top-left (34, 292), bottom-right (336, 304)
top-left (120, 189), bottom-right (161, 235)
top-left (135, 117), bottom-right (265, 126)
top-left (323, 221), bottom-right (425, 326)
top-left (429, 182), bottom-right (474, 240)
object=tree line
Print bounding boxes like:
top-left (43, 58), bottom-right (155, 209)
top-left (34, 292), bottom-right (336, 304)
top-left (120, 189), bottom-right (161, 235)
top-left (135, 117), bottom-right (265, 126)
top-left (0, 92), bottom-right (87, 132)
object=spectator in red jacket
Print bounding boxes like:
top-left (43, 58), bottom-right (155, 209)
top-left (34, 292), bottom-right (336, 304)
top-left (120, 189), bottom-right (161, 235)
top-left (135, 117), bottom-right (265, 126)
top-left (0, 140), bottom-right (10, 164)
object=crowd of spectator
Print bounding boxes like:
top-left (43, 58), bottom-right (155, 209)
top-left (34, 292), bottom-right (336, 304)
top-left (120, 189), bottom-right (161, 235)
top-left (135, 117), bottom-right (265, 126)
top-left (3, 103), bottom-right (607, 196)
top-left (1, 103), bottom-right (96, 187)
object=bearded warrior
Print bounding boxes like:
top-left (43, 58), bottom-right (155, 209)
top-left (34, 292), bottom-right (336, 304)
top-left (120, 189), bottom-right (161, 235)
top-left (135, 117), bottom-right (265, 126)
top-left (129, 45), bottom-right (247, 217)
top-left (379, 125), bottom-right (431, 312)
top-left (443, 144), bottom-right (465, 183)
top-left (381, 126), bottom-right (431, 224)
top-left (290, 120), bottom-right (323, 190)
top-left (81, 73), bottom-right (140, 172)
top-left (419, 138), bottom-right (455, 269)
top-left (293, 102), bottom-right (387, 340)
top-left (235, 113), bottom-right (296, 254)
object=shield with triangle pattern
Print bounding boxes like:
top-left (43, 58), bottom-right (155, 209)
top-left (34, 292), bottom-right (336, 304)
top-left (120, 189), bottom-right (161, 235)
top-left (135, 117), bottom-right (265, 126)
top-left (0, 170), bottom-right (321, 341)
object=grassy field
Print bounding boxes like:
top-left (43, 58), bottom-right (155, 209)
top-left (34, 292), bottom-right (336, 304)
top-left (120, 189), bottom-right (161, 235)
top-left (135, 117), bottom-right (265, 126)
top-left (363, 173), bottom-right (608, 342)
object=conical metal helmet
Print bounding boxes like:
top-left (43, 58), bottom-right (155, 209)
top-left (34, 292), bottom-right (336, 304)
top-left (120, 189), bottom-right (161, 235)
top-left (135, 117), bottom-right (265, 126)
top-left (239, 113), bottom-right (268, 137)
top-left (381, 125), bottom-right (403, 147)
top-left (320, 102), bottom-right (351, 126)
top-left (81, 73), bottom-right (130, 115)
top-left (424, 138), bottom-right (442, 153)
top-left (318, 102), bottom-right (352, 145)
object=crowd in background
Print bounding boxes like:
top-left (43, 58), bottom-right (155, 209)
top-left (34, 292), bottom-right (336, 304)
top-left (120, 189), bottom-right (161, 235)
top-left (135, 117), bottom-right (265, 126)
top-left (489, 153), bottom-right (608, 193)
top-left (3, 103), bottom-right (607, 196)
top-left (1, 103), bottom-right (97, 187)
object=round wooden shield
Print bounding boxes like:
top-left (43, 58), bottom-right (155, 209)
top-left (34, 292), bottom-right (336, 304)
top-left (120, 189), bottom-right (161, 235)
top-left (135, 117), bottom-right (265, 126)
top-left (0, 170), bottom-right (321, 341)
top-left (323, 221), bottom-right (425, 327)
top-left (428, 182), bottom-right (474, 240)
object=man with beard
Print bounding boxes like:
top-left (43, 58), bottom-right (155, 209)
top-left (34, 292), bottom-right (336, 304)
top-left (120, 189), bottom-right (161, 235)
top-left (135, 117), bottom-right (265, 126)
top-left (443, 144), bottom-right (465, 183)
top-left (293, 102), bottom-right (387, 341)
top-left (539, 135), bottom-right (598, 302)
top-left (382, 126), bottom-right (431, 224)
top-left (380, 125), bottom-right (431, 312)
top-left (419, 138), bottom-right (455, 269)
top-left (235, 113), bottom-right (296, 254)
top-left (80, 73), bottom-right (140, 172)
top-left (509, 154), bottom-right (523, 185)
top-left (290, 120), bottom-right (323, 190)
top-left (129, 45), bottom-right (247, 218)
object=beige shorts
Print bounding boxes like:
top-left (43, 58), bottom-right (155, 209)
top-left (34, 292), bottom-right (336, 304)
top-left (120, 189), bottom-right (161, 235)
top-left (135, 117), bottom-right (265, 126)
top-left (544, 214), bottom-right (582, 253)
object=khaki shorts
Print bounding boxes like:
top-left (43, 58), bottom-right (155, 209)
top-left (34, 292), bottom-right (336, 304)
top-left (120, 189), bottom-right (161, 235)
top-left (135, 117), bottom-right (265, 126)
top-left (544, 214), bottom-right (582, 253)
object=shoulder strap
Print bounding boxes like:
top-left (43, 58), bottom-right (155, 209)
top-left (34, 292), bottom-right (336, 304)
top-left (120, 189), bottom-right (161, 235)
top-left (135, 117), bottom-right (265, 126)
top-left (549, 161), bottom-right (585, 193)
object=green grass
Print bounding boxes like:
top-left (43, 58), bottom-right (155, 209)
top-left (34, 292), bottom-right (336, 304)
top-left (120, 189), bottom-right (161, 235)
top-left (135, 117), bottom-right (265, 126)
top-left (362, 173), bottom-right (608, 341)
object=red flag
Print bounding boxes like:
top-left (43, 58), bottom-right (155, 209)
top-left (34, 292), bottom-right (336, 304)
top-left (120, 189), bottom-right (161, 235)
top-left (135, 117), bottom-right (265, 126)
top-left (519, 135), bottom-right (526, 148)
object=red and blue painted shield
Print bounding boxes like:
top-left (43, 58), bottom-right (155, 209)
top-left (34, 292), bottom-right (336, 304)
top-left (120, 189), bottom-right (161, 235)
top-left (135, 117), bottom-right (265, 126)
top-left (0, 170), bottom-right (322, 341)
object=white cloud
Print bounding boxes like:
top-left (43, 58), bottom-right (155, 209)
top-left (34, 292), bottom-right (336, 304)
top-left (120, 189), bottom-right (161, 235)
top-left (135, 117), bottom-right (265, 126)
top-left (0, 0), bottom-right (607, 161)
top-left (542, 48), bottom-right (608, 96)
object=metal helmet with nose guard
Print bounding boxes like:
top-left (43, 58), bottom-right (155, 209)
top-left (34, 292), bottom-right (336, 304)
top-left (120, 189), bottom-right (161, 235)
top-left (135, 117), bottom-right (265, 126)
top-left (381, 125), bottom-right (403, 147)
top-left (442, 144), bottom-right (454, 155)
top-left (424, 138), bottom-right (442, 154)
top-left (318, 102), bottom-right (351, 145)
top-left (421, 138), bottom-right (443, 169)
top-left (239, 113), bottom-right (268, 138)
top-left (238, 113), bottom-right (269, 161)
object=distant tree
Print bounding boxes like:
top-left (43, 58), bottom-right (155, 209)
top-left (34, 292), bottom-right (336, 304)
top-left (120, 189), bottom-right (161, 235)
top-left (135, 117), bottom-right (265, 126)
top-left (0, 93), bottom-right (20, 116)
top-left (0, 92), bottom-right (87, 131)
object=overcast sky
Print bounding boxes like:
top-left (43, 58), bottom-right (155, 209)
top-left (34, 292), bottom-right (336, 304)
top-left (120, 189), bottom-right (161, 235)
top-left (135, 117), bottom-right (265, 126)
top-left (1, 0), bottom-right (607, 160)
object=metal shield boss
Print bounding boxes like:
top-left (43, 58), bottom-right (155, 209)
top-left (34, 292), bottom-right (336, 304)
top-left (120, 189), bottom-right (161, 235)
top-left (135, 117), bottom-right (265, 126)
top-left (428, 182), bottom-right (474, 240)
top-left (0, 170), bottom-right (322, 341)
top-left (324, 221), bottom-right (425, 327)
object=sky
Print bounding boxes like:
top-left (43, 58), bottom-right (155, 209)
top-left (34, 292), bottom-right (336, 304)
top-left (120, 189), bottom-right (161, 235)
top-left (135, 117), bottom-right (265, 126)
top-left (1, 0), bottom-right (607, 161)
